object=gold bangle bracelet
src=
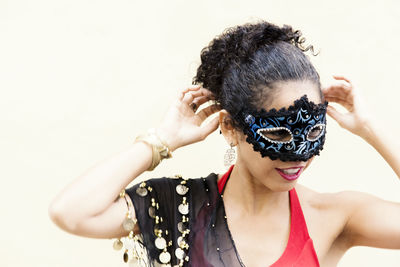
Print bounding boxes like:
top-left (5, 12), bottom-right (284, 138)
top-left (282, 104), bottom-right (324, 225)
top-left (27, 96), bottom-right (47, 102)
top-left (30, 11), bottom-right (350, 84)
top-left (135, 128), bottom-right (173, 171)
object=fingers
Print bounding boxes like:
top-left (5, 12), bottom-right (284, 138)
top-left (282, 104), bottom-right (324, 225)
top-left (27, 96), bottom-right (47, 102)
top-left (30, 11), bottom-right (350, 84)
top-left (190, 96), bottom-right (212, 112)
top-left (196, 103), bottom-right (222, 122)
top-left (322, 84), bottom-right (352, 96)
top-left (177, 84), bottom-right (201, 101)
top-left (326, 105), bottom-right (345, 126)
top-left (181, 88), bottom-right (214, 104)
top-left (332, 75), bottom-right (353, 87)
top-left (322, 84), bottom-right (352, 100)
top-left (324, 96), bottom-right (353, 111)
top-left (198, 116), bottom-right (220, 140)
top-left (322, 75), bottom-right (358, 107)
top-left (322, 75), bottom-right (353, 95)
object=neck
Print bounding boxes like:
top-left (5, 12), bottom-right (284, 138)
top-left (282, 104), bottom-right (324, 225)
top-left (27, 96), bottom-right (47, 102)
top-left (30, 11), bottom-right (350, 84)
top-left (223, 162), bottom-right (290, 216)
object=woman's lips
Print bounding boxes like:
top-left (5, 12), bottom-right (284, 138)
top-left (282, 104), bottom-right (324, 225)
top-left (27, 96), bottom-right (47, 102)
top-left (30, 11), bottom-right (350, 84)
top-left (275, 167), bottom-right (304, 181)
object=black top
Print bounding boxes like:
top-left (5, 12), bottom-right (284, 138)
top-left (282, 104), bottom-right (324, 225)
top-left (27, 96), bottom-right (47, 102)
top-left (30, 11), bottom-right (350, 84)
top-left (125, 172), bottom-right (242, 267)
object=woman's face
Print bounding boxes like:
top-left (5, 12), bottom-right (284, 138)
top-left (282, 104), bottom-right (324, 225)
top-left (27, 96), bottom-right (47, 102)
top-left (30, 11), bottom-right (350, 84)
top-left (234, 79), bottom-right (322, 191)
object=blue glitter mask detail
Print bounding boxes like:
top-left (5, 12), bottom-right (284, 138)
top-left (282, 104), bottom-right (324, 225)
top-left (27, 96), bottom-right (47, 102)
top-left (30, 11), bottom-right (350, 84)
top-left (234, 95), bottom-right (328, 162)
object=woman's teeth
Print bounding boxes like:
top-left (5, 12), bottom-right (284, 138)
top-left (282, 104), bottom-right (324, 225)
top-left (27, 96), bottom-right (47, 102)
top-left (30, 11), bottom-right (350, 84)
top-left (281, 168), bottom-right (300, 175)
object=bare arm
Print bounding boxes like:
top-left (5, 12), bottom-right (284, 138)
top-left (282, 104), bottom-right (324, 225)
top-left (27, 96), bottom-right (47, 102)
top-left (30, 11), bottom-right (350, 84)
top-left (48, 84), bottom-right (221, 239)
top-left (323, 75), bottom-right (400, 249)
top-left (361, 121), bottom-right (400, 179)
top-left (48, 141), bottom-right (152, 238)
top-left (342, 119), bottom-right (400, 248)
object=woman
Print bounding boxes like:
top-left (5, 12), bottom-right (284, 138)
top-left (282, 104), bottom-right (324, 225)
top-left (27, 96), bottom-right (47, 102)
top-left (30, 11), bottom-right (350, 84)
top-left (48, 20), bottom-right (400, 267)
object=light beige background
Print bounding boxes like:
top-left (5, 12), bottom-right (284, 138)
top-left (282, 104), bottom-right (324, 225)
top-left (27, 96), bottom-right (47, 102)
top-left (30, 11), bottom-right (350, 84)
top-left (1, 0), bottom-right (399, 266)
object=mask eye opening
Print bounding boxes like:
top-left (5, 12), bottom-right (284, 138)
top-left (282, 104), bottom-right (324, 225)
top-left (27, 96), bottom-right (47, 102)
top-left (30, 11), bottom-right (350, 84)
top-left (256, 127), bottom-right (293, 144)
top-left (306, 123), bottom-right (326, 141)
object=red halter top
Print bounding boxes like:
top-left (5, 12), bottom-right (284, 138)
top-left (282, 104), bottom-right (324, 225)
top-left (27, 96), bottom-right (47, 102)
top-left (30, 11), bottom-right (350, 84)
top-left (217, 165), bottom-right (320, 267)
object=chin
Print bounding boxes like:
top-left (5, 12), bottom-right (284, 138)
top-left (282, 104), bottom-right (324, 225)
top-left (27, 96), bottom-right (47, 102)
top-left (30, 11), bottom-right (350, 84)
top-left (256, 171), bottom-right (299, 193)
top-left (272, 179), bottom-right (299, 192)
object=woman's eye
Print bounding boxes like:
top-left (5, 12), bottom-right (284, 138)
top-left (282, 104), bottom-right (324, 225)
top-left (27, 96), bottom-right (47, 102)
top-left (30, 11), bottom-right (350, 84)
top-left (258, 128), bottom-right (293, 142)
top-left (307, 124), bottom-right (325, 141)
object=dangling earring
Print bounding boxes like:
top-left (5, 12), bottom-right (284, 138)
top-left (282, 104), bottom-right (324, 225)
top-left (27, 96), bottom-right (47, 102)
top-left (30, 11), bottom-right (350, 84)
top-left (224, 142), bottom-right (236, 168)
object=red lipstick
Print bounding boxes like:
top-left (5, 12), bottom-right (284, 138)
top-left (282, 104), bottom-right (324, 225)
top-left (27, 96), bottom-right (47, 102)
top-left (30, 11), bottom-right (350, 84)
top-left (275, 166), bottom-right (304, 181)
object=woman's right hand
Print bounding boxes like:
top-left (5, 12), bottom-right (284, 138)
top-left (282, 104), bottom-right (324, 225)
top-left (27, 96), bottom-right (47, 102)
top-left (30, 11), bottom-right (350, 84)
top-left (155, 84), bottom-right (221, 152)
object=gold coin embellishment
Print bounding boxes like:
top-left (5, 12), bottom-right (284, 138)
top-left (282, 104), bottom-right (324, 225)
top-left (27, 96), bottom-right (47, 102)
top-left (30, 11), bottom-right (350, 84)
top-left (176, 184), bottom-right (189, 195)
top-left (155, 237), bottom-right (167, 250)
top-left (159, 251), bottom-right (171, 263)
top-left (113, 239), bottom-right (123, 250)
top-left (178, 203), bottom-right (189, 215)
top-left (175, 247), bottom-right (185, 260)
top-left (177, 236), bottom-right (185, 247)
top-left (136, 187), bottom-right (148, 197)
top-left (177, 222), bottom-right (187, 233)
top-left (122, 217), bottom-right (135, 231)
top-left (148, 206), bottom-right (156, 218)
top-left (154, 226), bottom-right (161, 236)
top-left (123, 251), bottom-right (129, 262)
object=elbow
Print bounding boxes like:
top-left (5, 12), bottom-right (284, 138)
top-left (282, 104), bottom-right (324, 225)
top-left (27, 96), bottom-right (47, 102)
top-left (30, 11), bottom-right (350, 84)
top-left (48, 201), bottom-right (64, 226)
top-left (48, 201), bottom-right (78, 234)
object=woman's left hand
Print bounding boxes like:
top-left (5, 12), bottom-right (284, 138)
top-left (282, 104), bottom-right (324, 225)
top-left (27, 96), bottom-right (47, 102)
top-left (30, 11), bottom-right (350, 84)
top-left (322, 75), bottom-right (373, 140)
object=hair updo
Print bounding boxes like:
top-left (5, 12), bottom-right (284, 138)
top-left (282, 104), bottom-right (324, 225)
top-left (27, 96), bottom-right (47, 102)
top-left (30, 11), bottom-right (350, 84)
top-left (192, 20), bottom-right (321, 131)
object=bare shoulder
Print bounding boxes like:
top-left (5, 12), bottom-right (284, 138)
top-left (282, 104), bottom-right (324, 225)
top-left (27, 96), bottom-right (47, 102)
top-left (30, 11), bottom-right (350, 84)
top-left (294, 184), bottom-right (387, 243)
top-left (292, 184), bottom-right (350, 234)
top-left (294, 183), bottom-right (378, 213)
top-left (292, 184), bottom-right (381, 257)
top-left (294, 183), bottom-right (341, 211)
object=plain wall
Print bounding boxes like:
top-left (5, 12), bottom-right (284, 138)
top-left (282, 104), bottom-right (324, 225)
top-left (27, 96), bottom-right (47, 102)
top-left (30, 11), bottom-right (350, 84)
top-left (1, 0), bottom-right (399, 266)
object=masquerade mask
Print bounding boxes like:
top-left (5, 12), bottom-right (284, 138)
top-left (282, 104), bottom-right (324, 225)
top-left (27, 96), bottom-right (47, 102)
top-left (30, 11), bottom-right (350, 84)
top-left (234, 95), bottom-right (328, 162)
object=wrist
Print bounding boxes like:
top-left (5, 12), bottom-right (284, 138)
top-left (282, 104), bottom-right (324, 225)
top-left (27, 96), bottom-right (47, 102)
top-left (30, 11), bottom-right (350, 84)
top-left (154, 127), bottom-right (180, 152)
top-left (359, 119), bottom-right (379, 146)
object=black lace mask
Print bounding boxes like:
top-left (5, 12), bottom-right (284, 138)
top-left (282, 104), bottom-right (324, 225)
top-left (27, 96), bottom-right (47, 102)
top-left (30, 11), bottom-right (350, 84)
top-left (234, 95), bottom-right (328, 162)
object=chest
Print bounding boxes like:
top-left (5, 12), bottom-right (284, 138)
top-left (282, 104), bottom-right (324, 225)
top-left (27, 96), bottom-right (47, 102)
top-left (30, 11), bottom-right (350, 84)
top-left (226, 214), bottom-right (291, 267)
top-left (223, 200), bottom-right (346, 267)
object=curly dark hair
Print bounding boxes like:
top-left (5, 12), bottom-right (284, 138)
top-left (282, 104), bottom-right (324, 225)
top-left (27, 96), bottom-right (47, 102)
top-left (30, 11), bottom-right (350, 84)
top-left (192, 20), bottom-right (322, 131)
